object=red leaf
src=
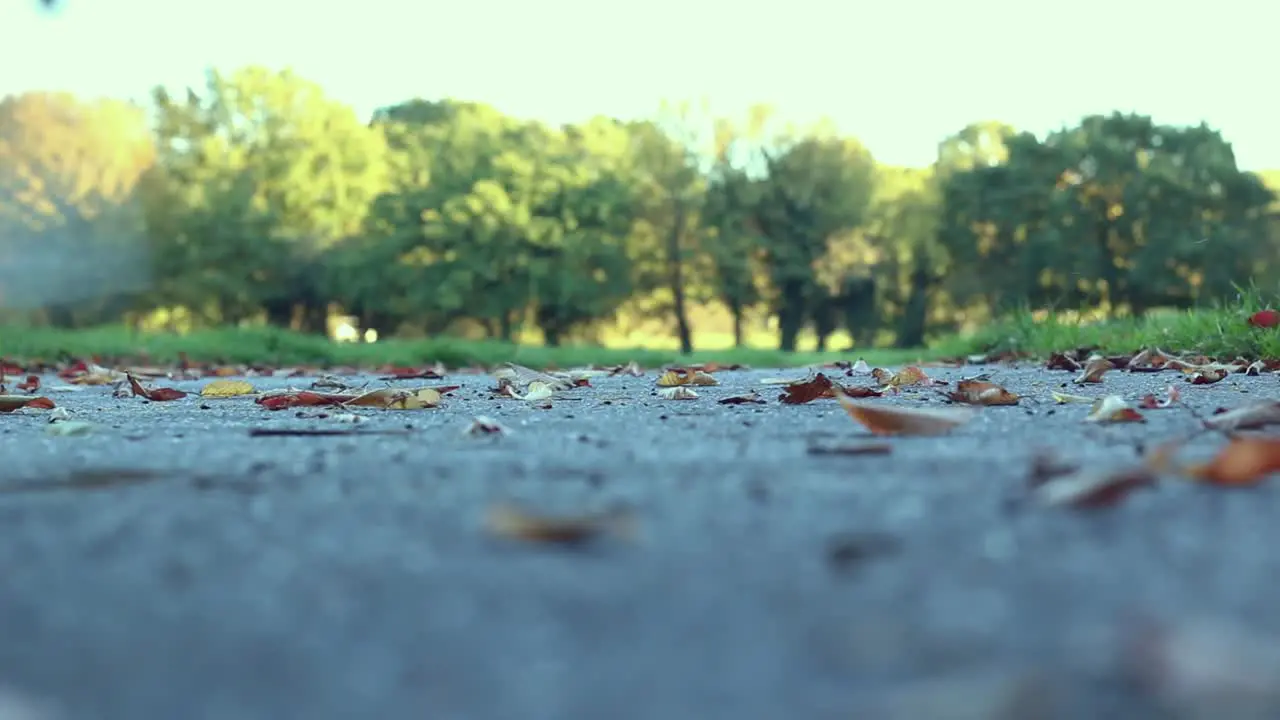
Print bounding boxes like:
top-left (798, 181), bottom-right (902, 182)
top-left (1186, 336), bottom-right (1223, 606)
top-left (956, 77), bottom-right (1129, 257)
top-left (127, 374), bottom-right (188, 401)
top-left (1248, 310), bottom-right (1280, 328)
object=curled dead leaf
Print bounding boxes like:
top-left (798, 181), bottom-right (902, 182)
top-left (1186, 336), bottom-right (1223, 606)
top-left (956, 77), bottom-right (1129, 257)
top-left (834, 388), bottom-right (977, 436)
top-left (1204, 402), bottom-right (1280, 431)
top-left (947, 379), bottom-right (1019, 406)
top-left (1187, 368), bottom-right (1228, 385)
top-left (127, 373), bottom-right (187, 401)
top-left (658, 386), bottom-right (698, 400)
top-left (718, 391), bottom-right (766, 405)
top-left (346, 386), bottom-right (446, 410)
top-left (656, 369), bottom-right (718, 387)
top-left (1085, 395), bottom-right (1145, 423)
top-left (779, 373), bottom-right (834, 404)
top-left (1074, 357), bottom-right (1113, 384)
top-left (0, 395), bottom-right (55, 412)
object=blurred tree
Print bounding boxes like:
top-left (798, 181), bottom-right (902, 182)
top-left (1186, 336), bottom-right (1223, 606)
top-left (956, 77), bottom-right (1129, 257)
top-left (0, 91), bottom-right (155, 326)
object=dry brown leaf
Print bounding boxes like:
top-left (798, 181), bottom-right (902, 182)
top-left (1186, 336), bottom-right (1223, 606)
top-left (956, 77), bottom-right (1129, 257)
top-left (1073, 357), bottom-right (1112, 384)
top-left (1204, 402), bottom-right (1280, 431)
top-left (1085, 395), bottom-right (1145, 423)
top-left (779, 373), bottom-right (835, 404)
top-left (1187, 438), bottom-right (1280, 486)
top-left (718, 391), bottom-right (767, 405)
top-left (346, 386), bottom-right (443, 410)
top-left (834, 389), bottom-right (977, 436)
top-left (658, 386), bottom-right (698, 400)
top-left (1187, 368), bottom-right (1228, 385)
top-left (1030, 465), bottom-right (1157, 509)
top-left (946, 380), bottom-right (1020, 406)
top-left (486, 503), bottom-right (635, 546)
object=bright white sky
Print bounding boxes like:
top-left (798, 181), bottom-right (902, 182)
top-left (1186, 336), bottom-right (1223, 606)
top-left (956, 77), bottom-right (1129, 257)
top-left (0, 0), bottom-right (1274, 169)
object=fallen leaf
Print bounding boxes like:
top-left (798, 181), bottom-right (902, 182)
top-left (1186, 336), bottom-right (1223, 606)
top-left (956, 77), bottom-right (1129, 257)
top-left (466, 416), bottom-right (509, 436)
top-left (247, 427), bottom-right (412, 437)
top-left (256, 390), bottom-right (349, 411)
top-left (1187, 437), bottom-right (1280, 486)
top-left (127, 374), bottom-right (187, 401)
top-left (718, 391), bottom-right (767, 405)
top-left (45, 419), bottom-right (94, 436)
top-left (946, 379), bottom-right (1020, 406)
top-left (485, 503), bottom-right (635, 546)
top-left (15, 375), bottom-right (39, 393)
top-left (1074, 356), bottom-right (1112, 384)
top-left (1138, 385), bottom-right (1182, 409)
top-left (493, 363), bottom-right (574, 390)
top-left (1029, 465), bottom-right (1157, 509)
top-left (521, 381), bottom-right (556, 402)
top-left (0, 395), bottom-right (54, 412)
top-left (1247, 309), bottom-right (1280, 328)
top-left (759, 373), bottom-right (812, 386)
top-left (1187, 368), bottom-right (1228, 385)
top-left (377, 365), bottom-right (445, 380)
top-left (1085, 395), bottom-right (1145, 423)
top-left (1051, 391), bottom-right (1095, 404)
top-left (834, 388), bottom-right (977, 436)
top-left (848, 359), bottom-right (872, 375)
top-left (779, 373), bottom-right (835, 404)
top-left (656, 369), bottom-right (718, 387)
top-left (658, 386), bottom-right (698, 400)
top-left (346, 386), bottom-right (443, 410)
top-left (1046, 352), bottom-right (1082, 371)
top-left (1204, 402), bottom-right (1280, 431)
top-left (200, 379), bottom-right (256, 398)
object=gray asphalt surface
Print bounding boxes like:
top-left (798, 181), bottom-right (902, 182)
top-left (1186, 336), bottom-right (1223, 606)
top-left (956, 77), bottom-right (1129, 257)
top-left (3, 362), bottom-right (1280, 720)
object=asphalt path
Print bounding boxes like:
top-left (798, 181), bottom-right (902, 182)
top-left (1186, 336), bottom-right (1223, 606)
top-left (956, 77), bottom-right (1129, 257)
top-left (3, 361), bottom-right (1280, 719)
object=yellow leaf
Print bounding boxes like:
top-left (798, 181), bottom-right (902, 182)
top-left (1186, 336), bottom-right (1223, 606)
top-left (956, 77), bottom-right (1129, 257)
top-left (347, 387), bottom-right (442, 410)
top-left (522, 381), bottom-right (555, 401)
top-left (200, 379), bottom-right (255, 398)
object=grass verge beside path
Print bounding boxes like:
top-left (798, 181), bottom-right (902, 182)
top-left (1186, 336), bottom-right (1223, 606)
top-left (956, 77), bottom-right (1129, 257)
top-left (0, 325), bottom-right (935, 370)
top-left (958, 298), bottom-right (1280, 360)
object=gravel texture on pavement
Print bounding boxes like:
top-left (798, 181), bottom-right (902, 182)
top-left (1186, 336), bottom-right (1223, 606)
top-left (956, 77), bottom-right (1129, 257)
top-left (3, 362), bottom-right (1280, 720)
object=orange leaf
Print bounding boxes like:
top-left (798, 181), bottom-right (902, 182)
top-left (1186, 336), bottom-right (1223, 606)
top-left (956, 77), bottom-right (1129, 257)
top-left (947, 380), bottom-right (1020, 406)
top-left (779, 374), bottom-right (835, 404)
top-left (1189, 438), bottom-right (1280, 486)
top-left (834, 390), bottom-right (977, 436)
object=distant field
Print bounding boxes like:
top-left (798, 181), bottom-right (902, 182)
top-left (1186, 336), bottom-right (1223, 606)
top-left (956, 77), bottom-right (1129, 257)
top-left (0, 324), bottom-right (940, 369)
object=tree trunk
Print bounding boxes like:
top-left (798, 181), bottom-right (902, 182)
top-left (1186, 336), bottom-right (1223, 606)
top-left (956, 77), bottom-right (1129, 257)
top-left (896, 262), bottom-right (931, 348)
top-left (730, 302), bottom-right (745, 348)
top-left (263, 299), bottom-right (292, 328)
top-left (777, 280), bottom-right (806, 353)
top-left (667, 203), bottom-right (694, 354)
top-left (499, 313), bottom-right (514, 342)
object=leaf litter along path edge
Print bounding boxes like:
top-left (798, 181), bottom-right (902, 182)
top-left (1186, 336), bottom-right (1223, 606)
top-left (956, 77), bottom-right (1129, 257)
top-left (3, 361), bottom-right (1280, 718)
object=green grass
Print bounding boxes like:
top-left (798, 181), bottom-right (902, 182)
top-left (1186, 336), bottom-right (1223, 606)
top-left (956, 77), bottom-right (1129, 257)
top-left (952, 288), bottom-right (1280, 360)
top-left (0, 324), bottom-right (935, 370)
